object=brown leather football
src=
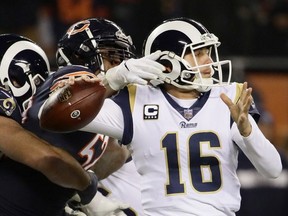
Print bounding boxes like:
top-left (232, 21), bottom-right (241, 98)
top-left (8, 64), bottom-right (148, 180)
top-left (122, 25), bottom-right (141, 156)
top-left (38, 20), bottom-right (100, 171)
top-left (40, 79), bottom-right (106, 133)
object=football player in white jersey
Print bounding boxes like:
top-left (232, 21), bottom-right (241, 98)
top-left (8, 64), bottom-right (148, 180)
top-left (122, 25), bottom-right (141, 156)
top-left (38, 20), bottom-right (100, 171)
top-left (76, 17), bottom-right (282, 216)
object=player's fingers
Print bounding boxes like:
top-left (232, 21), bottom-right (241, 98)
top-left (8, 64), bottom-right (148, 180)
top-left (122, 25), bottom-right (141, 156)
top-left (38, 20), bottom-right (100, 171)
top-left (126, 59), bottom-right (164, 75)
top-left (242, 94), bottom-right (253, 114)
top-left (220, 93), bottom-right (233, 108)
top-left (240, 82), bottom-right (252, 103)
top-left (125, 71), bottom-right (157, 84)
top-left (81, 75), bottom-right (92, 82)
top-left (57, 81), bottom-right (67, 88)
top-left (68, 76), bottom-right (76, 85)
top-left (240, 85), bottom-right (252, 112)
top-left (81, 75), bottom-right (102, 83)
top-left (140, 59), bottom-right (165, 73)
top-left (135, 70), bottom-right (159, 80)
top-left (144, 50), bottom-right (162, 60)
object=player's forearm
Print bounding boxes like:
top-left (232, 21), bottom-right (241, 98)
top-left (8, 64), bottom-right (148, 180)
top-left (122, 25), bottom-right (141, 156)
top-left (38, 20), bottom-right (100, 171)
top-left (45, 146), bottom-right (91, 190)
top-left (0, 116), bottom-right (47, 164)
top-left (90, 139), bottom-right (129, 179)
top-left (0, 116), bottom-right (91, 190)
top-left (80, 99), bottom-right (124, 140)
top-left (91, 153), bottom-right (126, 180)
top-left (233, 115), bottom-right (282, 178)
top-left (16, 132), bottom-right (91, 190)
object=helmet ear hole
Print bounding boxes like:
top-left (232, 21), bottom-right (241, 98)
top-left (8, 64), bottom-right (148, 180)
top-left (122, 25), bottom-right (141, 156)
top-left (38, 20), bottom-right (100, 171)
top-left (158, 59), bottom-right (172, 73)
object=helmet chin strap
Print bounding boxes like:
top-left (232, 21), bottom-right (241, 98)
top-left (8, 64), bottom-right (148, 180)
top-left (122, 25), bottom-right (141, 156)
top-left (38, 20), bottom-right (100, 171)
top-left (192, 77), bottom-right (213, 92)
top-left (98, 53), bottom-right (105, 73)
top-left (149, 71), bottom-right (213, 92)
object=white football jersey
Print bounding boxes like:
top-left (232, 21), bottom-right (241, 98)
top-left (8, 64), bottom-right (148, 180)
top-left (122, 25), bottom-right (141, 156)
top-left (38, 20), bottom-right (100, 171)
top-left (98, 160), bottom-right (144, 215)
top-left (120, 83), bottom-right (242, 216)
top-left (82, 82), bottom-right (281, 216)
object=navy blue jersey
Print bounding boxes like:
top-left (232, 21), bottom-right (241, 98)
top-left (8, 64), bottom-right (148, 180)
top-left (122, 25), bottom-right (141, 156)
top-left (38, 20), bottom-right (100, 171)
top-left (0, 87), bottom-right (74, 216)
top-left (15, 65), bottom-right (107, 215)
top-left (23, 65), bottom-right (108, 169)
top-left (0, 159), bottom-right (74, 216)
top-left (0, 87), bottom-right (21, 160)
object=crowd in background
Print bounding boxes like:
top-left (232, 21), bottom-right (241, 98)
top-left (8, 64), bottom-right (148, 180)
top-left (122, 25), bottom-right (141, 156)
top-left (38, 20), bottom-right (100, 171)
top-left (0, 0), bottom-right (288, 61)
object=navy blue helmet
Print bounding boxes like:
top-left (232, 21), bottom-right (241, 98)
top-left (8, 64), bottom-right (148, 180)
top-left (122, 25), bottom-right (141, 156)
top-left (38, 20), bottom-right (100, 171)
top-left (56, 18), bottom-right (136, 72)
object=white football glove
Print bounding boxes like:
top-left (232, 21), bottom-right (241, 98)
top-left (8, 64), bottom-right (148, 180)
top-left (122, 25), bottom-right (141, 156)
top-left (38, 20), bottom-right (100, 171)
top-left (69, 191), bottom-right (129, 216)
top-left (105, 50), bottom-right (165, 91)
top-left (83, 191), bottom-right (129, 216)
top-left (65, 204), bottom-right (87, 216)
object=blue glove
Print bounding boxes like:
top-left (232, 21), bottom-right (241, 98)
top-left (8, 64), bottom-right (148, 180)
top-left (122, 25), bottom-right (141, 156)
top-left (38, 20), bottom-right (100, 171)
top-left (77, 170), bottom-right (98, 205)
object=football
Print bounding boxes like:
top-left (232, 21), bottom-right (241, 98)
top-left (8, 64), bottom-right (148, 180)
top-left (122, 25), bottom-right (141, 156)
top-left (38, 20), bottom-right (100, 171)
top-left (40, 79), bottom-right (106, 133)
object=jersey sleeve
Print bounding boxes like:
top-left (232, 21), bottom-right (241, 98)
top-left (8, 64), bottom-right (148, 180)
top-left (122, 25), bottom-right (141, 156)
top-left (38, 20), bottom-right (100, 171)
top-left (232, 115), bottom-right (282, 178)
top-left (80, 85), bottom-right (134, 144)
top-left (112, 85), bottom-right (135, 145)
top-left (80, 97), bottom-right (126, 142)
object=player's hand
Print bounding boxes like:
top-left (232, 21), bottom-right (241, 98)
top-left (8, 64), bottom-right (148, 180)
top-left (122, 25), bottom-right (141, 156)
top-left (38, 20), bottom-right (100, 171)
top-left (65, 203), bottom-right (87, 216)
top-left (76, 170), bottom-right (98, 205)
top-left (83, 191), bottom-right (129, 216)
top-left (56, 75), bottom-right (101, 88)
top-left (105, 50), bottom-right (166, 91)
top-left (220, 82), bottom-right (252, 137)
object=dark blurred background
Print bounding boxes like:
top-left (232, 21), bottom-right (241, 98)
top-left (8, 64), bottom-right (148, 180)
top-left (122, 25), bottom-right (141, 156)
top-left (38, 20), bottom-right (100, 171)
top-left (1, 0), bottom-right (288, 59)
top-left (0, 1), bottom-right (287, 215)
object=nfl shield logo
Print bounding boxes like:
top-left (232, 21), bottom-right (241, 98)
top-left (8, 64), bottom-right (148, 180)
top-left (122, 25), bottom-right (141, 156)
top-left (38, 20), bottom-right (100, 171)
top-left (184, 109), bottom-right (193, 121)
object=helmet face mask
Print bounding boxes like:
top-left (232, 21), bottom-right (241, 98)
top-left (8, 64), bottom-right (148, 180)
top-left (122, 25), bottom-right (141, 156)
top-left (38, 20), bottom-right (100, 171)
top-left (143, 18), bottom-right (232, 92)
top-left (57, 18), bottom-right (136, 73)
top-left (0, 34), bottom-right (50, 111)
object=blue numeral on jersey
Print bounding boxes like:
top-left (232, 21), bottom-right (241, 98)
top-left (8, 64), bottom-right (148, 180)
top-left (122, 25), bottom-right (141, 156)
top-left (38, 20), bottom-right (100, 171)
top-left (161, 132), bottom-right (222, 195)
top-left (162, 133), bottom-right (185, 194)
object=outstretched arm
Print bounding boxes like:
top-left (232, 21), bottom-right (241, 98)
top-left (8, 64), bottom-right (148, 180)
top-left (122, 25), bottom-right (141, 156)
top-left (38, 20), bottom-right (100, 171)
top-left (0, 115), bottom-right (92, 191)
top-left (220, 82), bottom-right (282, 178)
